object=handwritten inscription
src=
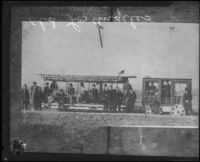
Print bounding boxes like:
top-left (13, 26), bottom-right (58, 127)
top-left (29, 9), bottom-right (151, 32)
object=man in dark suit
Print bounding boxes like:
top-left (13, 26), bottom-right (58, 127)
top-left (123, 80), bottom-right (133, 96)
top-left (68, 83), bottom-right (75, 104)
top-left (50, 81), bottom-right (58, 93)
top-left (183, 88), bottom-right (192, 115)
top-left (22, 84), bottom-right (30, 110)
top-left (124, 89), bottom-right (137, 112)
top-left (31, 81), bottom-right (39, 110)
top-left (91, 84), bottom-right (99, 104)
top-left (163, 80), bottom-right (171, 105)
top-left (149, 82), bottom-right (158, 95)
top-left (35, 87), bottom-right (44, 111)
top-left (101, 84), bottom-right (109, 112)
top-left (44, 82), bottom-right (50, 103)
top-left (108, 85), bottom-right (116, 112)
top-left (114, 87), bottom-right (123, 112)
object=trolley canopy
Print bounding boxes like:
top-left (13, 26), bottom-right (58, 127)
top-left (38, 74), bottom-right (137, 83)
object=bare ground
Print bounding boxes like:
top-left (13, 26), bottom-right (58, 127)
top-left (16, 110), bottom-right (199, 157)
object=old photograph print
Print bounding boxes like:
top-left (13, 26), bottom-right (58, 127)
top-left (9, 2), bottom-right (199, 158)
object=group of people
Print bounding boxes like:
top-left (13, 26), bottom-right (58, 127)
top-left (66, 80), bottom-right (137, 112)
top-left (21, 80), bottom-right (137, 112)
top-left (144, 80), bottom-right (193, 115)
top-left (22, 82), bottom-right (44, 111)
top-left (100, 80), bottom-right (137, 112)
top-left (21, 81), bottom-right (59, 111)
top-left (145, 82), bottom-right (158, 95)
top-left (146, 81), bottom-right (171, 105)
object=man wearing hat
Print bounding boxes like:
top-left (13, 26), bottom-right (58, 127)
top-left (124, 89), bottom-right (137, 113)
top-left (101, 84), bottom-right (109, 111)
top-left (91, 84), bottom-right (99, 104)
top-left (44, 82), bottom-right (50, 103)
top-left (67, 83), bottom-right (75, 104)
top-left (183, 87), bottom-right (192, 115)
top-left (30, 81), bottom-right (39, 110)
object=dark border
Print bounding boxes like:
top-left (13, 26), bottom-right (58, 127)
top-left (2, 0), bottom-right (199, 161)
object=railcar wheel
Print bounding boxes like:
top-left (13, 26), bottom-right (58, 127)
top-left (145, 102), bottom-right (161, 115)
top-left (145, 105), bottom-right (152, 114)
top-left (170, 104), bottom-right (185, 116)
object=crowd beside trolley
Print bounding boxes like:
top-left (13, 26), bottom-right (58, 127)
top-left (21, 80), bottom-right (137, 112)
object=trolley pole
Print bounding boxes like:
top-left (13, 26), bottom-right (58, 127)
top-left (107, 126), bottom-right (111, 154)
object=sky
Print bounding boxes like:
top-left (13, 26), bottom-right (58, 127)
top-left (22, 22), bottom-right (199, 108)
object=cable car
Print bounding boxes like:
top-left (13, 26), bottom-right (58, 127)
top-left (38, 74), bottom-right (137, 112)
top-left (142, 77), bottom-right (192, 115)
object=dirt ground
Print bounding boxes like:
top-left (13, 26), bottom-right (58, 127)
top-left (16, 110), bottom-right (199, 157)
top-left (22, 110), bottom-right (198, 127)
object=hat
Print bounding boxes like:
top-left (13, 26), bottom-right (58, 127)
top-left (33, 81), bottom-right (37, 85)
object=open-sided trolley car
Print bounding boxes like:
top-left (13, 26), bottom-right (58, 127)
top-left (38, 74), bottom-right (136, 111)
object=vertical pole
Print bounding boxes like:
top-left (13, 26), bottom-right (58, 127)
top-left (99, 83), bottom-right (102, 98)
top-left (138, 127), bottom-right (143, 145)
top-left (98, 27), bottom-right (103, 48)
top-left (107, 126), bottom-right (110, 154)
top-left (110, 7), bottom-right (113, 22)
top-left (66, 82), bottom-right (68, 94)
top-left (43, 80), bottom-right (45, 90)
top-left (77, 82), bottom-right (78, 103)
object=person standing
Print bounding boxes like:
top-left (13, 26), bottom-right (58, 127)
top-left (78, 82), bottom-right (86, 103)
top-left (50, 81), bottom-right (58, 93)
top-left (149, 82), bottom-right (157, 95)
top-left (114, 87), bottom-right (123, 112)
top-left (35, 87), bottom-right (44, 111)
top-left (68, 83), bottom-right (75, 104)
top-left (31, 81), bottom-right (39, 111)
top-left (123, 80), bottom-right (133, 96)
top-left (44, 82), bottom-right (50, 103)
top-left (101, 84), bottom-right (109, 112)
top-left (22, 84), bottom-right (30, 110)
top-left (162, 80), bottom-right (171, 105)
top-left (183, 88), bottom-right (192, 115)
top-left (108, 85), bottom-right (116, 112)
top-left (124, 89), bottom-right (137, 113)
top-left (91, 84), bottom-right (99, 104)
top-left (59, 89), bottom-right (66, 105)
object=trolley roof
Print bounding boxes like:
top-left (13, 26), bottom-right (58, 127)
top-left (38, 74), bottom-right (137, 83)
top-left (142, 77), bottom-right (192, 81)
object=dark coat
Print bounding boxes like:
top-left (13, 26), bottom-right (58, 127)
top-left (183, 92), bottom-right (192, 113)
top-left (44, 86), bottom-right (51, 96)
top-left (101, 89), bottom-right (109, 104)
top-left (183, 92), bottom-right (192, 103)
top-left (163, 84), bottom-right (171, 97)
top-left (108, 89), bottom-right (116, 103)
top-left (50, 82), bottom-right (58, 92)
top-left (125, 91), bottom-right (137, 108)
top-left (22, 89), bottom-right (29, 104)
top-left (149, 85), bottom-right (157, 95)
top-left (124, 83), bottom-right (133, 94)
top-left (115, 91), bottom-right (123, 105)
top-left (91, 88), bottom-right (99, 102)
top-left (68, 87), bottom-right (75, 95)
top-left (35, 90), bottom-right (44, 104)
top-left (31, 86), bottom-right (39, 103)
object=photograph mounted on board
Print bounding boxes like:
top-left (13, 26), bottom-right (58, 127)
top-left (8, 2), bottom-right (199, 158)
